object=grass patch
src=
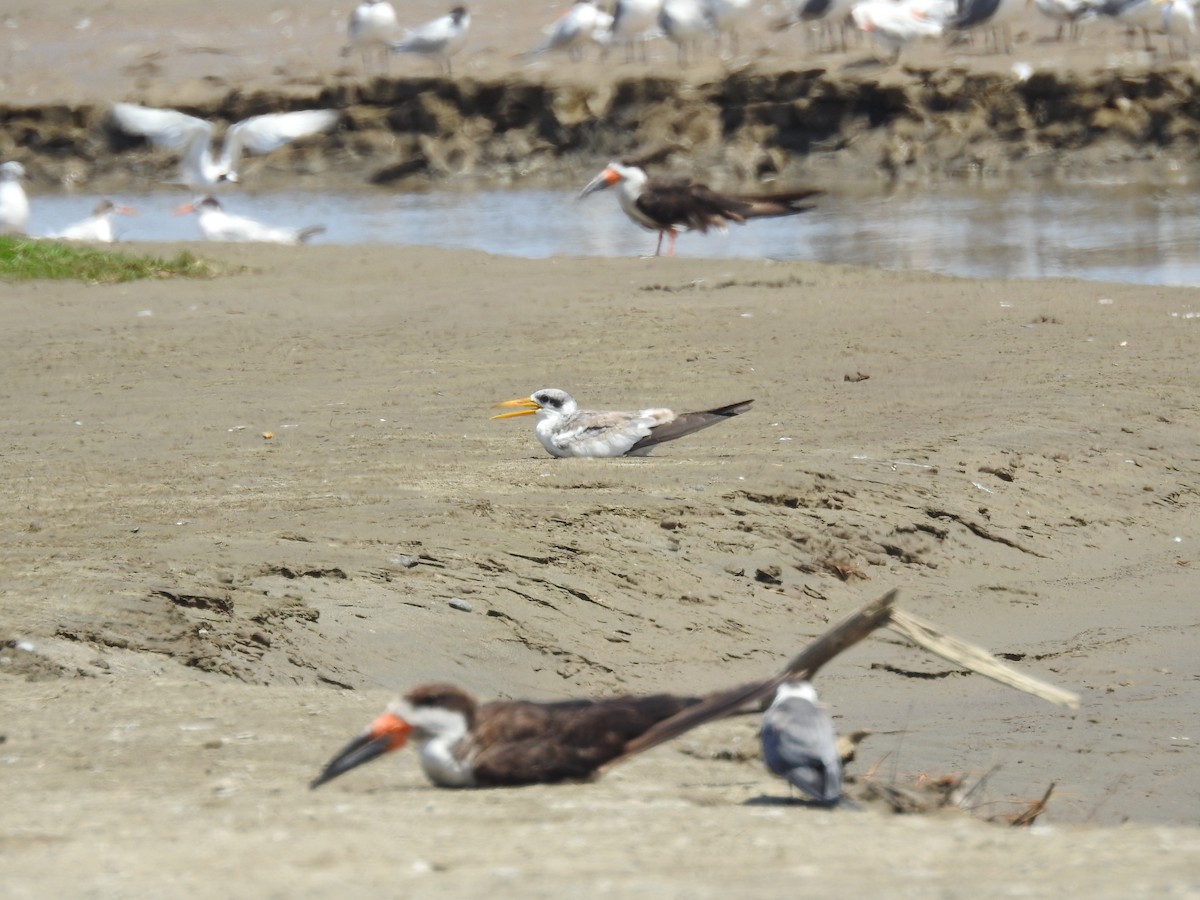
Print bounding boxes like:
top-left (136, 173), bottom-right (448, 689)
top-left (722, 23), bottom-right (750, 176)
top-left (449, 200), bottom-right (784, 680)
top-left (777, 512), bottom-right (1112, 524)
top-left (0, 236), bottom-right (223, 283)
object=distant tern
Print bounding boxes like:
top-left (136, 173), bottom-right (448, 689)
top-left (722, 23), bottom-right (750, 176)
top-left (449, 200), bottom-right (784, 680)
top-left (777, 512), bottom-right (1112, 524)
top-left (492, 388), bottom-right (753, 458)
top-left (391, 6), bottom-right (471, 75)
top-left (604, 0), bottom-right (665, 62)
top-left (759, 680), bottom-right (846, 806)
top-left (109, 103), bottom-right (339, 190)
top-left (1032, 0), bottom-right (1095, 39)
top-left (173, 196), bottom-right (325, 245)
top-left (579, 160), bottom-right (821, 257)
top-left (45, 200), bottom-right (137, 242)
top-left (658, 0), bottom-right (716, 63)
top-left (948, 0), bottom-right (1032, 52)
top-left (851, 0), bottom-right (947, 62)
top-left (0, 161), bottom-right (30, 235)
top-left (344, 0), bottom-right (399, 73)
top-left (708, 0), bottom-right (754, 55)
top-left (527, 0), bottom-right (614, 59)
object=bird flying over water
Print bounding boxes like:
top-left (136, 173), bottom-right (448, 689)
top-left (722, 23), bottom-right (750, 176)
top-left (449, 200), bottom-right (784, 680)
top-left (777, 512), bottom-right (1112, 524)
top-left (110, 103), bottom-right (339, 190)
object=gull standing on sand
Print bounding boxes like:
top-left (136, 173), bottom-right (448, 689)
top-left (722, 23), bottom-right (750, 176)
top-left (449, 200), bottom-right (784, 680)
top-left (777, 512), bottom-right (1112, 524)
top-left (527, 0), bottom-right (614, 59)
top-left (759, 680), bottom-right (846, 806)
top-left (492, 388), bottom-right (753, 457)
top-left (604, 0), bottom-right (665, 62)
top-left (1093, 0), bottom-right (1163, 48)
top-left (851, 0), bottom-right (947, 62)
top-left (45, 200), bottom-right (137, 242)
top-left (1032, 0), bottom-right (1095, 40)
top-left (344, 0), bottom-right (399, 73)
top-left (173, 196), bottom-right (325, 245)
top-left (948, 0), bottom-right (1032, 53)
top-left (109, 103), bottom-right (339, 191)
top-left (391, 6), bottom-right (471, 75)
top-left (579, 159), bottom-right (821, 257)
top-left (708, 0), bottom-right (754, 56)
top-left (1160, 0), bottom-right (1195, 58)
top-left (0, 161), bottom-right (30, 235)
top-left (658, 0), bottom-right (717, 63)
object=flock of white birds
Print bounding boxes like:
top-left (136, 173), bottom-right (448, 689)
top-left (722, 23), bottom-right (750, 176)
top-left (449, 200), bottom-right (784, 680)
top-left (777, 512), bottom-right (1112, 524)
top-left (346, 0), bottom-right (1198, 73)
top-left (2, 0), bottom-right (1195, 245)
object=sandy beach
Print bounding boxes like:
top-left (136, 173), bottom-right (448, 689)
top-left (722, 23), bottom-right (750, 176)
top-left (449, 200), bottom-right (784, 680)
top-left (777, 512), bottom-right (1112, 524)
top-left (3, 243), bottom-right (1199, 895)
top-left (3, 0), bottom-right (1200, 895)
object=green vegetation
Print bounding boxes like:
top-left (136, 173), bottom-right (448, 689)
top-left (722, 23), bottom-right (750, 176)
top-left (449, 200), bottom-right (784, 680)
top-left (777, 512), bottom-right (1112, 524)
top-left (0, 236), bottom-right (221, 283)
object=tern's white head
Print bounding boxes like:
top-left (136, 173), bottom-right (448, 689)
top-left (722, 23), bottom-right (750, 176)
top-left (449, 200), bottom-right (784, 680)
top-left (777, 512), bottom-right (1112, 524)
top-left (1, 160), bottom-right (26, 182)
top-left (772, 680), bottom-right (820, 705)
top-left (492, 388), bottom-right (579, 421)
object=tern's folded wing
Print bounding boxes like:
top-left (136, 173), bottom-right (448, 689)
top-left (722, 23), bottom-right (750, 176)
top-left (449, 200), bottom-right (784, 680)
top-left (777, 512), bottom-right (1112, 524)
top-left (550, 410), bottom-right (660, 457)
top-left (627, 399), bottom-right (753, 453)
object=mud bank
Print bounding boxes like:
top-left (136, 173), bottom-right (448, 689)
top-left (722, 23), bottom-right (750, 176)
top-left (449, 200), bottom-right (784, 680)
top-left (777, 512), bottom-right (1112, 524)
top-left (5, 66), bottom-right (1200, 195)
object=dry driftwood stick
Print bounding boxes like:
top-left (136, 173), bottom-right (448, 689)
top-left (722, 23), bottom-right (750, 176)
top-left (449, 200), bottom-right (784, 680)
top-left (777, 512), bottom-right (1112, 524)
top-left (611, 590), bottom-right (900, 764)
top-left (887, 608), bottom-right (1081, 709)
top-left (608, 588), bottom-right (1080, 769)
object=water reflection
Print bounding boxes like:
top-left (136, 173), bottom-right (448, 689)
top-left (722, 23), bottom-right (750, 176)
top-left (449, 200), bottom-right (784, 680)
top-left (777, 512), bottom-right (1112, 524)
top-left (23, 184), bottom-right (1200, 285)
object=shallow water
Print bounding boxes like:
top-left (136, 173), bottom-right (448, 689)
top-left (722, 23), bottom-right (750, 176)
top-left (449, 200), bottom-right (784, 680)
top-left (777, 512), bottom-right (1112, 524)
top-left (25, 183), bottom-right (1200, 286)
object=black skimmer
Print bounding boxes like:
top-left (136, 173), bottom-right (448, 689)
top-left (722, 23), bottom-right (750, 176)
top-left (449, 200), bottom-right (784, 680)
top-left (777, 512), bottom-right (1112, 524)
top-left (491, 388), bottom-right (753, 458)
top-left (759, 680), bottom-right (846, 806)
top-left (109, 103), bottom-right (339, 191)
top-left (312, 591), bottom-right (902, 790)
top-left (0, 161), bottom-right (30, 236)
top-left (344, 0), bottom-right (399, 74)
top-left (173, 196), bottom-right (325, 245)
top-left (579, 160), bottom-right (821, 257)
top-left (391, 6), bottom-right (471, 75)
top-left (45, 200), bottom-right (137, 243)
top-left (312, 684), bottom-right (703, 788)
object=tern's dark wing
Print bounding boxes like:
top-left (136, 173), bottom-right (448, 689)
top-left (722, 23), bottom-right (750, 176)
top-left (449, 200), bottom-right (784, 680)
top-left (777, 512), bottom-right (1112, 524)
top-left (627, 399), bottom-right (753, 454)
top-left (470, 694), bottom-right (701, 786)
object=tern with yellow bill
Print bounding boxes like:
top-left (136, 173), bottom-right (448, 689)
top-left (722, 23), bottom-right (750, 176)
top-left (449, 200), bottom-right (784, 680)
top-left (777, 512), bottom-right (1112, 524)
top-left (492, 388), bottom-right (753, 458)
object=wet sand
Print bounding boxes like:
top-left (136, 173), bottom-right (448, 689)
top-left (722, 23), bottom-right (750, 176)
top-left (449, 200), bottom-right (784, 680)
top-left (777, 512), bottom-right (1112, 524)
top-left (3, 244), bottom-right (1199, 895)
top-left (3, 1), bottom-right (1200, 895)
